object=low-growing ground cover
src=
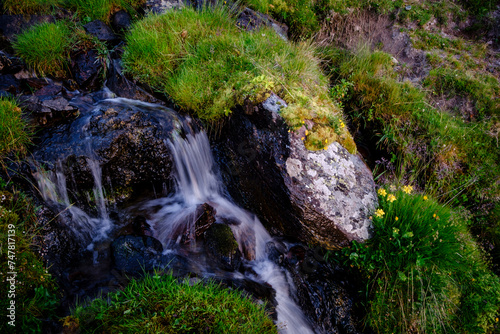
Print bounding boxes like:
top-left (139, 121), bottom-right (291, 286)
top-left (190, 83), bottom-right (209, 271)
top-left (0, 98), bottom-right (32, 161)
top-left (70, 272), bottom-right (277, 333)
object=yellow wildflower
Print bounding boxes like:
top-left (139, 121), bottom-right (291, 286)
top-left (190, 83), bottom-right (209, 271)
top-left (387, 194), bottom-right (396, 203)
top-left (433, 213), bottom-right (436, 218)
top-left (305, 130), bottom-right (309, 136)
top-left (325, 139), bottom-right (328, 143)
top-left (403, 185), bottom-right (413, 194)
top-left (374, 209), bottom-right (385, 218)
top-left (339, 121), bottom-right (345, 128)
top-left (301, 137), bottom-right (305, 140)
top-left (423, 195), bottom-right (428, 200)
top-left (395, 216), bottom-right (399, 221)
top-left (377, 188), bottom-right (387, 197)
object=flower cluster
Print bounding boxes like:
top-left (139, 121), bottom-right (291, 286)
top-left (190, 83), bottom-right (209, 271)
top-left (403, 185), bottom-right (413, 194)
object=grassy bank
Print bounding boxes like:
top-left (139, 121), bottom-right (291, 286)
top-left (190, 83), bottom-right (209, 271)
top-left (122, 5), bottom-right (354, 151)
top-left (334, 187), bottom-right (500, 333)
top-left (70, 272), bottom-right (277, 333)
top-left (0, 98), bottom-right (31, 161)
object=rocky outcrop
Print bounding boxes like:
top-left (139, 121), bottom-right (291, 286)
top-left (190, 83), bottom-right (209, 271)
top-left (268, 242), bottom-right (364, 333)
top-left (31, 98), bottom-right (181, 203)
top-left (214, 94), bottom-right (377, 249)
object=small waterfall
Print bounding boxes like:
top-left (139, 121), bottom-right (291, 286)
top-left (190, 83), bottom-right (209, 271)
top-left (34, 159), bottom-right (112, 248)
top-left (141, 131), bottom-right (314, 333)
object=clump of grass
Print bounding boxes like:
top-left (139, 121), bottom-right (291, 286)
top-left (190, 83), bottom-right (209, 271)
top-left (13, 21), bottom-right (73, 77)
top-left (2, 0), bottom-right (62, 14)
top-left (71, 272), bottom-right (277, 333)
top-left (65, 0), bottom-right (145, 22)
top-left (0, 185), bottom-right (59, 333)
top-left (123, 6), bottom-right (353, 152)
top-left (334, 187), bottom-right (500, 333)
top-left (0, 98), bottom-right (31, 160)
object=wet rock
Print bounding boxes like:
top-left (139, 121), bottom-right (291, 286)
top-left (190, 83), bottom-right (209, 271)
top-left (111, 235), bottom-right (164, 274)
top-left (203, 223), bottom-right (242, 272)
top-left (280, 244), bottom-right (364, 334)
top-left (0, 51), bottom-right (23, 74)
top-left (132, 215), bottom-right (153, 237)
top-left (111, 10), bottom-right (132, 33)
top-left (214, 94), bottom-right (377, 249)
top-left (0, 74), bottom-right (22, 95)
top-left (31, 98), bottom-right (179, 203)
top-left (70, 49), bottom-right (105, 91)
top-left (83, 20), bottom-right (119, 44)
top-left (0, 14), bottom-right (55, 43)
top-left (19, 94), bottom-right (79, 126)
top-left (183, 203), bottom-right (216, 243)
top-left (236, 7), bottom-right (288, 40)
top-left (107, 58), bottom-right (162, 103)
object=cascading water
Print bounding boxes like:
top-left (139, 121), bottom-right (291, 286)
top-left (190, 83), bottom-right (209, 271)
top-left (140, 130), bottom-right (314, 334)
top-left (34, 158), bottom-right (112, 249)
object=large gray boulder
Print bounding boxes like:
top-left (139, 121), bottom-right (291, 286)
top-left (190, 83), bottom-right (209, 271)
top-left (214, 94), bottom-right (377, 249)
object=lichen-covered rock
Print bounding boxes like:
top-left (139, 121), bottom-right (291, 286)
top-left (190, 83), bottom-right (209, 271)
top-left (285, 134), bottom-right (376, 246)
top-left (214, 94), bottom-right (377, 249)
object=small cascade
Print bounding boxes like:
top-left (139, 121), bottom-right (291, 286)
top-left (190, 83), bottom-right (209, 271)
top-left (34, 158), bottom-right (112, 247)
top-left (140, 131), bottom-right (314, 334)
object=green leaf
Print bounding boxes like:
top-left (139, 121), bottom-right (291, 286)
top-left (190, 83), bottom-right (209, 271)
top-left (397, 271), bottom-right (407, 282)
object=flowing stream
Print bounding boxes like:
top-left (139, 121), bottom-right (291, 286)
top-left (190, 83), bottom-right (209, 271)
top-left (34, 98), bottom-right (314, 333)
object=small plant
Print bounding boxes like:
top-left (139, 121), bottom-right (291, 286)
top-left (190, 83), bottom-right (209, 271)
top-left (0, 98), bottom-right (31, 160)
top-left (334, 187), bottom-right (500, 333)
top-left (13, 21), bottom-right (73, 77)
top-left (71, 272), bottom-right (277, 333)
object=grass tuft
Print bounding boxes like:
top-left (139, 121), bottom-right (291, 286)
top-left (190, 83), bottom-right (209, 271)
top-left (64, 0), bottom-right (145, 23)
top-left (13, 21), bottom-right (73, 77)
top-left (0, 98), bottom-right (31, 161)
top-left (71, 272), bottom-right (277, 333)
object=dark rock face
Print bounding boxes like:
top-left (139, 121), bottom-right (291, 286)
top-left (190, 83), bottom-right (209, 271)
top-left (70, 49), bottom-right (105, 91)
top-left (269, 242), bottom-right (364, 334)
top-left (0, 74), bottom-right (21, 96)
top-left (20, 94), bottom-right (80, 125)
top-left (111, 235), bottom-right (164, 273)
top-left (214, 94), bottom-right (377, 249)
top-left (107, 58), bottom-right (162, 103)
top-left (83, 20), bottom-right (118, 44)
top-left (31, 98), bottom-right (180, 202)
top-left (236, 7), bottom-right (288, 40)
top-left (111, 10), bottom-right (132, 33)
top-left (0, 14), bottom-right (55, 43)
top-left (0, 51), bottom-right (23, 74)
top-left (203, 223), bottom-right (242, 272)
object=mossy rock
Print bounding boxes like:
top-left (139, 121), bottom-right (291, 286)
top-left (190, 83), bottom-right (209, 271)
top-left (204, 223), bottom-right (242, 272)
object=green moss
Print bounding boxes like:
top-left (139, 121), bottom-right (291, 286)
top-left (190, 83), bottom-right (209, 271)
top-left (205, 224), bottom-right (238, 255)
top-left (0, 188), bottom-right (59, 334)
top-left (123, 6), bottom-right (352, 151)
top-left (0, 98), bottom-right (31, 161)
top-left (71, 272), bottom-right (277, 333)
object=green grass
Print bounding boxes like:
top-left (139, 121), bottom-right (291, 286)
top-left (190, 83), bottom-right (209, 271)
top-left (64, 0), bottom-right (145, 23)
top-left (2, 0), bottom-right (62, 14)
top-left (71, 272), bottom-right (277, 333)
top-left (123, 6), bottom-right (355, 152)
top-left (0, 98), bottom-right (31, 161)
top-left (13, 21), bottom-right (73, 77)
top-left (319, 45), bottom-right (500, 202)
top-left (334, 187), bottom-right (500, 333)
top-left (0, 185), bottom-right (59, 334)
